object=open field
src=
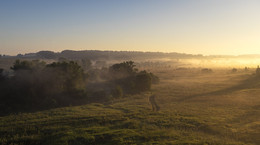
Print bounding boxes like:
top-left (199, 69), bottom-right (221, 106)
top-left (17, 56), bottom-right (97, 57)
top-left (0, 67), bottom-right (259, 145)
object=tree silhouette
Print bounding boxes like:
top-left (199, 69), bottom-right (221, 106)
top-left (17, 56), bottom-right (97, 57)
top-left (109, 61), bottom-right (138, 79)
top-left (11, 59), bottom-right (46, 71)
top-left (135, 71), bottom-right (152, 92)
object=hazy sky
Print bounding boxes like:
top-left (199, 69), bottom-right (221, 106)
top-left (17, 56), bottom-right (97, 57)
top-left (1, 0), bottom-right (260, 55)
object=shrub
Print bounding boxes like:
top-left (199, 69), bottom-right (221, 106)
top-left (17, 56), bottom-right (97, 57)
top-left (111, 85), bottom-right (123, 98)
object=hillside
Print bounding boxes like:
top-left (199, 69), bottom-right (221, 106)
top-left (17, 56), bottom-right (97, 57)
top-left (1, 67), bottom-right (259, 145)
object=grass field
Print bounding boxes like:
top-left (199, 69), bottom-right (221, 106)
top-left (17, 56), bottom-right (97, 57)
top-left (0, 67), bottom-right (259, 145)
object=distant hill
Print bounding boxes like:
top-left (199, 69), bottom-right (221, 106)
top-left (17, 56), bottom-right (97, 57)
top-left (3, 50), bottom-right (203, 60)
top-left (2, 50), bottom-right (260, 61)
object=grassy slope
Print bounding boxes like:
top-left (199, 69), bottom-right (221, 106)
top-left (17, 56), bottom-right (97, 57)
top-left (0, 68), bottom-right (259, 145)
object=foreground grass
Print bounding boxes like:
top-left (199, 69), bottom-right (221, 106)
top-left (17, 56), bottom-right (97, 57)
top-left (1, 68), bottom-right (259, 145)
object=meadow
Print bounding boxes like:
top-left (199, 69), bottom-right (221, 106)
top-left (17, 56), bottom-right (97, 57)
top-left (0, 66), bottom-right (259, 145)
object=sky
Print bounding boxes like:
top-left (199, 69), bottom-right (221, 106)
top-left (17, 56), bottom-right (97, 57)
top-left (0, 0), bottom-right (260, 55)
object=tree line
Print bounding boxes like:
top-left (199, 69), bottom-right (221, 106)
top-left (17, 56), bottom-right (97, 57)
top-left (0, 60), bottom-right (159, 115)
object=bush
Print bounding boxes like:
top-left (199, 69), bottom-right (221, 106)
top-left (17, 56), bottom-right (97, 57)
top-left (111, 85), bottom-right (123, 98)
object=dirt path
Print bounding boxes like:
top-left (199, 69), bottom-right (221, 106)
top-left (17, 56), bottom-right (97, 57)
top-left (149, 95), bottom-right (160, 111)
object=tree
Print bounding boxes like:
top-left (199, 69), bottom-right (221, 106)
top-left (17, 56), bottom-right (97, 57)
top-left (46, 61), bottom-right (87, 93)
top-left (134, 71), bottom-right (152, 92)
top-left (109, 61), bottom-right (138, 79)
top-left (81, 58), bottom-right (92, 70)
top-left (95, 60), bottom-right (107, 68)
top-left (1, 60), bottom-right (90, 114)
top-left (0, 68), bottom-right (5, 81)
top-left (11, 59), bottom-right (46, 71)
top-left (37, 51), bottom-right (57, 59)
top-left (108, 61), bottom-right (159, 94)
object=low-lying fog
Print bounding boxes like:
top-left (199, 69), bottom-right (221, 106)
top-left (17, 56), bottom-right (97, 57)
top-left (175, 58), bottom-right (260, 68)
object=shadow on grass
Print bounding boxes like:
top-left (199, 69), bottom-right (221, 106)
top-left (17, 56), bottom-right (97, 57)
top-left (177, 75), bottom-right (260, 102)
top-left (0, 94), bottom-right (110, 117)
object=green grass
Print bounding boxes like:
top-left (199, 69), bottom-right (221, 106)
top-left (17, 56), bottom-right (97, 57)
top-left (1, 68), bottom-right (259, 145)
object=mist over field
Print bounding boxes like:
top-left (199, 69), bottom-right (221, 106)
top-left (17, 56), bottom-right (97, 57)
top-left (1, 0), bottom-right (260, 144)
top-left (0, 50), bottom-right (259, 145)
top-left (183, 58), bottom-right (260, 68)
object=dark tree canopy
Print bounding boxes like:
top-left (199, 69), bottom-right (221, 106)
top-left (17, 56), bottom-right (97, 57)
top-left (0, 60), bottom-right (88, 115)
top-left (11, 59), bottom-right (46, 71)
top-left (37, 51), bottom-right (57, 59)
top-left (46, 61), bottom-right (87, 93)
top-left (0, 60), bottom-right (158, 115)
top-left (109, 61), bottom-right (138, 79)
top-left (135, 71), bottom-right (152, 92)
top-left (0, 68), bottom-right (5, 81)
top-left (108, 61), bottom-right (159, 94)
top-left (81, 58), bottom-right (92, 70)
